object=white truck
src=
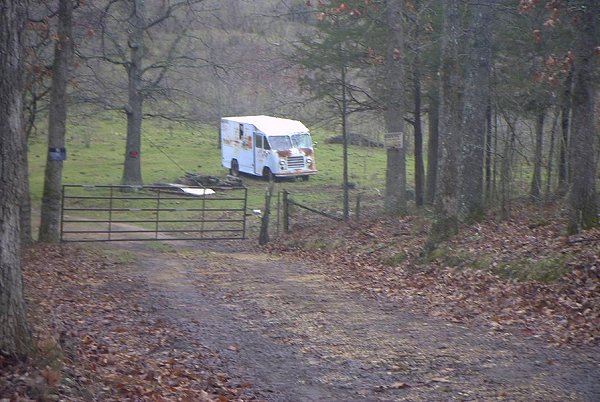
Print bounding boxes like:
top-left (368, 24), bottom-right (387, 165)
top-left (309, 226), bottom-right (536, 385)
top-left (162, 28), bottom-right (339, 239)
top-left (220, 115), bottom-right (317, 180)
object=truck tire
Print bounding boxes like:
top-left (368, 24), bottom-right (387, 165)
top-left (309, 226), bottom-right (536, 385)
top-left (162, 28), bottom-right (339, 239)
top-left (301, 175), bottom-right (310, 182)
top-left (230, 159), bottom-right (239, 176)
top-left (263, 167), bottom-right (274, 182)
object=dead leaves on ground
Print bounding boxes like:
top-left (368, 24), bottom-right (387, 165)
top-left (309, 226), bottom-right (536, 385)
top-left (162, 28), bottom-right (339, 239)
top-left (0, 244), bottom-right (244, 401)
top-left (268, 203), bottom-right (600, 347)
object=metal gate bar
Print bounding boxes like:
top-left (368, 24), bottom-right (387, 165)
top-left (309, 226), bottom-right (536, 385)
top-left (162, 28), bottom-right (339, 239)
top-left (60, 184), bottom-right (247, 242)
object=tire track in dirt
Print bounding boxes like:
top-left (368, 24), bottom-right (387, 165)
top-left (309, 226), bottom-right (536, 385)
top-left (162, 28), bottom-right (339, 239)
top-left (125, 242), bottom-right (599, 401)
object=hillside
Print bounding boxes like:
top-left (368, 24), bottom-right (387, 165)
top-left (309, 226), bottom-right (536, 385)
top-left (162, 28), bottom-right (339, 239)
top-left (2, 201), bottom-right (598, 400)
top-left (267, 201), bottom-right (600, 346)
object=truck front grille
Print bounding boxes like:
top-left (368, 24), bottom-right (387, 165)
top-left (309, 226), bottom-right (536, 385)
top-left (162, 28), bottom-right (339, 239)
top-left (287, 156), bottom-right (305, 169)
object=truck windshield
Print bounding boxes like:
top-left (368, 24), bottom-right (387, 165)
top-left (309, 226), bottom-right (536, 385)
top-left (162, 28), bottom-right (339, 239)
top-left (291, 133), bottom-right (312, 148)
top-left (268, 136), bottom-right (292, 150)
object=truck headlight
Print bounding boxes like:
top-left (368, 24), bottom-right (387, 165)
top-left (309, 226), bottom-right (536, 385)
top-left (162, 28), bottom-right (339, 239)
top-left (279, 160), bottom-right (286, 169)
top-left (306, 158), bottom-right (312, 165)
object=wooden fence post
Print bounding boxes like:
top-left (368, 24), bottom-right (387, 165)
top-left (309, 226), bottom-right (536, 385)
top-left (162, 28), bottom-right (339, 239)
top-left (259, 182), bottom-right (274, 245)
top-left (282, 190), bottom-right (290, 233)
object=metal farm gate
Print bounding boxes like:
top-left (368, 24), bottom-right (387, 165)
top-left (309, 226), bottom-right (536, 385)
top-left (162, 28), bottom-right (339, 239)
top-left (60, 184), bottom-right (247, 242)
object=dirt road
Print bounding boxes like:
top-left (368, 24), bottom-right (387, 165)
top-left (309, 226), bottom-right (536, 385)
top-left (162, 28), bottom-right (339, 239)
top-left (119, 241), bottom-right (599, 401)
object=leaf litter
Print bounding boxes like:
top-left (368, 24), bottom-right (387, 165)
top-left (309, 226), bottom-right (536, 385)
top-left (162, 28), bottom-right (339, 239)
top-left (2, 201), bottom-right (599, 401)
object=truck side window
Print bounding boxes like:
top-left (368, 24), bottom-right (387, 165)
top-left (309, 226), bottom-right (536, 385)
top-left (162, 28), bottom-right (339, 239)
top-left (239, 124), bottom-right (244, 139)
top-left (256, 135), bottom-right (263, 149)
top-left (264, 138), bottom-right (271, 150)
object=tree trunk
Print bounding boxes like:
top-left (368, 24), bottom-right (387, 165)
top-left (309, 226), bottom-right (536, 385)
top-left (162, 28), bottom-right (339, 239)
top-left (557, 70), bottom-right (572, 196)
top-left (428, 0), bottom-right (461, 246)
top-left (529, 111), bottom-right (544, 201)
top-left (567, 0), bottom-right (599, 234)
top-left (121, 0), bottom-right (145, 186)
top-left (459, 0), bottom-right (492, 223)
top-left (484, 101), bottom-right (493, 202)
top-left (383, 0), bottom-right (407, 215)
top-left (425, 83), bottom-right (440, 205)
top-left (412, 6), bottom-right (424, 207)
top-left (500, 116), bottom-right (517, 219)
top-left (341, 62), bottom-right (350, 220)
top-left (0, 0), bottom-right (32, 357)
top-left (545, 108), bottom-right (559, 197)
top-left (39, 0), bottom-right (73, 242)
top-left (20, 126), bottom-right (32, 244)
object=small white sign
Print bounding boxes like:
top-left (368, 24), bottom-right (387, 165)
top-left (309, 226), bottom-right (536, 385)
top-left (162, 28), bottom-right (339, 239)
top-left (384, 132), bottom-right (404, 149)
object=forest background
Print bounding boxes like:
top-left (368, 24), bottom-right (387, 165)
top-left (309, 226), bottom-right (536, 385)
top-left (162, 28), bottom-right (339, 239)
top-left (1, 0), bottom-right (599, 362)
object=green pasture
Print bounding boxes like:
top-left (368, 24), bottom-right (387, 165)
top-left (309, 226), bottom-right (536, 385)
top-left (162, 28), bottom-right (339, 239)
top-left (27, 113), bottom-right (394, 221)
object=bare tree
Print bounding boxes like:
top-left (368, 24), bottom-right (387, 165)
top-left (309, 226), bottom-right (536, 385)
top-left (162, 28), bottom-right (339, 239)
top-left (425, 77), bottom-right (440, 205)
top-left (383, 0), bottom-right (407, 215)
top-left (78, 0), bottom-right (205, 186)
top-left (557, 70), bottom-right (572, 195)
top-left (38, 0), bottom-right (73, 242)
top-left (0, 0), bottom-right (32, 357)
top-left (20, 1), bottom-right (54, 243)
top-left (460, 0), bottom-right (493, 222)
top-left (529, 111), bottom-right (544, 200)
top-left (410, 0), bottom-right (425, 207)
top-left (427, 0), bottom-right (462, 247)
top-left (567, 0), bottom-right (599, 234)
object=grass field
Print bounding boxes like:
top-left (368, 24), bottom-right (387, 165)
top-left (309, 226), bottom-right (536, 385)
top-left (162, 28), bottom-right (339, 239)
top-left (28, 113), bottom-right (400, 229)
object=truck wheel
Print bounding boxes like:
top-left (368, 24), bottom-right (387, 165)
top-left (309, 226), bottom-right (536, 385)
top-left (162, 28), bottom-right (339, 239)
top-left (301, 175), bottom-right (310, 182)
top-left (230, 159), bottom-right (239, 176)
top-left (263, 167), bottom-right (274, 182)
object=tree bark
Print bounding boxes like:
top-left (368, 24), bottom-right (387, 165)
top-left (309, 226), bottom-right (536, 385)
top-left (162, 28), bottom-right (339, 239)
top-left (459, 0), bottom-right (492, 223)
top-left (39, 0), bottom-right (73, 242)
top-left (557, 69), bottom-right (572, 196)
top-left (121, 0), bottom-right (146, 186)
top-left (383, 0), bottom-right (407, 215)
top-left (484, 101), bottom-right (493, 202)
top-left (500, 116), bottom-right (517, 219)
top-left (0, 0), bottom-right (32, 357)
top-left (412, 4), bottom-right (424, 207)
top-left (567, 0), bottom-right (599, 234)
top-left (428, 0), bottom-right (461, 246)
top-left (545, 108), bottom-right (559, 197)
top-left (529, 111), bottom-right (544, 201)
top-left (425, 82), bottom-right (439, 205)
top-left (20, 124), bottom-right (32, 244)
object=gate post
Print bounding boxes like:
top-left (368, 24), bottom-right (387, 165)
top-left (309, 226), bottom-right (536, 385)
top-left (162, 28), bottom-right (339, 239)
top-left (259, 182), bottom-right (274, 245)
top-left (282, 190), bottom-right (290, 233)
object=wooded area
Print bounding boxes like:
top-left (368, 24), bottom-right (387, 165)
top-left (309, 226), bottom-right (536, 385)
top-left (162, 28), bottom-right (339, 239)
top-left (1, 0), bottom-right (598, 369)
top-left (14, 0), bottom-right (600, 231)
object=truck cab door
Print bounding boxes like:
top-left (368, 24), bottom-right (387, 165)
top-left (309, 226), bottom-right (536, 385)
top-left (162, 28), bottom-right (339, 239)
top-left (254, 133), bottom-right (267, 175)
